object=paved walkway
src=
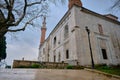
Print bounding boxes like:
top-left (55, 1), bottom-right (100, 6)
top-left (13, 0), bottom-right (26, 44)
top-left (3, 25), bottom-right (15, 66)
top-left (0, 69), bottom-right (119, 80)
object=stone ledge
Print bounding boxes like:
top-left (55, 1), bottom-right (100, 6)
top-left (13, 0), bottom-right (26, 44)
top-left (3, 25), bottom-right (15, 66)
top-left (84, 68), bottom-right (120, 79)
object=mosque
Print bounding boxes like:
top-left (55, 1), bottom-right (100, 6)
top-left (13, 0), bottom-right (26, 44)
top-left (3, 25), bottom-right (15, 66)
top-left (38, 0), bottom-right (120, 66)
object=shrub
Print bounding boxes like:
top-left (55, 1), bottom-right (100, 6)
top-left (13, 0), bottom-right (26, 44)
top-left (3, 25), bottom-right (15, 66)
top-left (66, 65), bottom-right (73, 69)
top-left (66, 65), bottom-right (84, 69)
top-left (5, 65), bottom-right (11, 68)
top-left (16, 64), bottom-right (42, 68)
top-left (73, 66), bottom-right (84, 69)
top-left (31, 64), bottom-right (41, 68)
top-left (16, 65), bottom-right (28, 68)
top-left (95, 64), bottom-right (107, 69)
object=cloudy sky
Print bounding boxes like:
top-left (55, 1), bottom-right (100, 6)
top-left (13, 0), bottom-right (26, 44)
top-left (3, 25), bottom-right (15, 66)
top-left (5, 0), bottom-right (120, 65)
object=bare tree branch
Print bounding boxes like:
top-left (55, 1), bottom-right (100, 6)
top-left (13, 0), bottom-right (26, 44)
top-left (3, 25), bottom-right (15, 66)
top-left (0, 4), bottom-right (6, 9)
top-left (3, 0), bottom-right (15, 23)
top-left (10, 0), bottom-right (27, 26)
top-left (27, 0), bottom-right (43, 7)
top-left (0, 0), bottom-right (65, 38)
top-left (4, 0), bottom-right (9, 6)
top-left (6, 0), bottom-right (46, 26)
top-left (111, 0), bottom-right (120, 9)
top-left (7, 14), bottom-right (42, 32)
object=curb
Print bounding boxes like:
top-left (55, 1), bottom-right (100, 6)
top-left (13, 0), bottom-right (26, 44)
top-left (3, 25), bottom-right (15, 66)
top-left (84, 68), bottom-right (120, 79)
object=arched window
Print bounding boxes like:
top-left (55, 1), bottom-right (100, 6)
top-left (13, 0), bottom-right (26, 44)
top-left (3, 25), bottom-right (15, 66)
top-left (47, 54), bottom-right (49, 62)
top-left (64, 25), bottom-right (69, 38)
top-left (58, 52), bottom-right (61, 62)
top-left (53, 36), bottom-right (56, 47)
top-left (43, 48), bottom-right (45, 54)
top-left (98, 24), bottom-right (103, 34)
top-left (66, 49), bottom-right (69, 59)
top-left (54, 55), bottom-right (56, 62)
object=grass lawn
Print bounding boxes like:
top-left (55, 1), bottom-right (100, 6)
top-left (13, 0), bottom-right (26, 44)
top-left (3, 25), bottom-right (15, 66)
top-left (96, 66), bottom-right (120, 76)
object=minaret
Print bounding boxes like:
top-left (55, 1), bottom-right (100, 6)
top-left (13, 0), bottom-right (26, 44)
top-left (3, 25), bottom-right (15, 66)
top-left (68, 0), bottom-right (82, 9)
top-left (40, 16), bottom-right (47, 47)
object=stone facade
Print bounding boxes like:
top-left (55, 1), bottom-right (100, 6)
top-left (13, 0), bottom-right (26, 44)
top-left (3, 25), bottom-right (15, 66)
top-left (38, 3), bottom-right (120, 66)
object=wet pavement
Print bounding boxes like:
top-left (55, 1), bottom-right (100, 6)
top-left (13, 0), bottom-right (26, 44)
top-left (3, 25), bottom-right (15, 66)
top-left (0, 69), bottom-right (35, 80)
top-left (0, 69), bottom-right (119, 80)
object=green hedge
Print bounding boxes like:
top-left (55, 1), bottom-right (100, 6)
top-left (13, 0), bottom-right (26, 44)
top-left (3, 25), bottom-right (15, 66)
top-left (16, 64), bottom-right (42, 68)
top-left (66, 65), bottom-right (84, 69)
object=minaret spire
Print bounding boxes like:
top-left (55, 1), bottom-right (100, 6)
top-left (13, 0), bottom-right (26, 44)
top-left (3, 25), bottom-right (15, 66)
top-left (42, 16), bottom-right (46, 28)
top-left (68, 0), bottom-right (82, 9)
top-left (40, 16), bottom-right (47, 47)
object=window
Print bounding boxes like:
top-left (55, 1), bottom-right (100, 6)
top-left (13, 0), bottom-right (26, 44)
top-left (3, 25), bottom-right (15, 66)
top-left (47, 54), bottom-right (49, 62)
top-left (53, 36), bottom-right (56, 46)
top-left (43, 48), bottom-right (45, 54)
top-left (102, 49), bottom-right (108, 59)
top-left (58, 53), bottom-right (61, 62)
top-left (64, 25), bottom-right (69, 38)
top-left (66, 49), bottom-right (69, 59)
top-left (54, 55), bottom-right (56, 62)
top-left (98, 24), bottom-right (103, 34)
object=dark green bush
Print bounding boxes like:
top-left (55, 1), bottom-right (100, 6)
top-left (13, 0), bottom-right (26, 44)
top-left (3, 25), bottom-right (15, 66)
top-left (16, 64), bottom-right (42, 68)
top-left (31, 64), bottom-right (41, 68)
top-left (66, 65), bottom-right (84, 69)
top-left (16, 65), bottom-right (28, 68)
top-left (5, 65), bottom-right (11, 68)
top-left (95, 64), bottom-right (113, 70)
top-left (73, 66), bottom-right (84, 69)
top-left (66, 65), bottom-right (73, 69)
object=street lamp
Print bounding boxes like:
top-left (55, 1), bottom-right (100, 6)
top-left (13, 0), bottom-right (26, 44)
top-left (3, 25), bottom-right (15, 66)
top-left (85, 26), bottom-right (95, 69)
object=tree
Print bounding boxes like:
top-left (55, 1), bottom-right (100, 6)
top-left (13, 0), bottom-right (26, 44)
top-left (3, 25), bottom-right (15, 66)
top-left (0, 36), bottom-right (6, 62)
top-left (111, 0), bottom-right (120, 9)
top-left (0, 0), bottom-right (65, 38)
top-left (110, 0), bottom-right (120, 13)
